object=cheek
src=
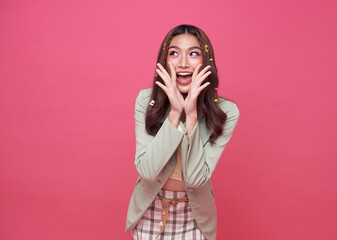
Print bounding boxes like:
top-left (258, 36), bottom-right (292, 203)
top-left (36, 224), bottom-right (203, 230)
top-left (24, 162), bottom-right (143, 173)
top-left (166, 56), bottom-right (180, 69)
top-left (167, 56), bottom-right (179, 64)
top-left (189, 58), bottom-right (203, 67)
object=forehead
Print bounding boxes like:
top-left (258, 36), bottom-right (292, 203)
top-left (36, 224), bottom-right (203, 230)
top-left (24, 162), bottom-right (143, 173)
top-left (169, 34), bottom-right (200, 48)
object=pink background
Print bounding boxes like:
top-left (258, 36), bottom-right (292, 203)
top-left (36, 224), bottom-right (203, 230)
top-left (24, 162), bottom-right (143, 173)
top-left (1, 0), bottom-right (337, 239)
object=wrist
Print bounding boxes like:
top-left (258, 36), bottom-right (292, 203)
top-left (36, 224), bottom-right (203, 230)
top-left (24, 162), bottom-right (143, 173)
top-left (184, 101), bottom-right (197, 115)
top-left (185, 110), bottom-right (197, 119)
top-left (168, 110), bottom-right (182, 128)
top-left (185, 116), bottom-right (197, 136)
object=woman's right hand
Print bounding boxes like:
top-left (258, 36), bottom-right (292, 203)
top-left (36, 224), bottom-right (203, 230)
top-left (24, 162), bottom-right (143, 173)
top-left (155, 62), bottom-right (184, 127)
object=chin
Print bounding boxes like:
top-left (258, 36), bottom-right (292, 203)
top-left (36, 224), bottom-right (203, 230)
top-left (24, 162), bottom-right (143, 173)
top-left (177, 86), bottom-right (190, 94)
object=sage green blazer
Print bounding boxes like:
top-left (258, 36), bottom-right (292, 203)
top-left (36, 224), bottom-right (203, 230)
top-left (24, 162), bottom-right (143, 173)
top-left (126, 88), bottom-right (240, 240)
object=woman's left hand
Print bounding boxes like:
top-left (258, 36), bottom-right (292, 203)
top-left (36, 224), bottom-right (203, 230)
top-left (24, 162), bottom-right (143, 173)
top-left (184, 64), bottom-right (212, 116)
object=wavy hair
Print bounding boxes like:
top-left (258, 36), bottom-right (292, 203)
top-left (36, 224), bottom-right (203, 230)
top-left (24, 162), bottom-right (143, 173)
top-left (145, 24), bottom-right (227, 143)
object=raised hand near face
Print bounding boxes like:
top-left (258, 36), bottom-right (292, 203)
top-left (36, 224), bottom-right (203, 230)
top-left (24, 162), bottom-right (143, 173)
top-left (155, 62), bottom-right (211, 130)
top-left (155, 63), bottom-right (185, 127)
top-left (155, 62), bottom-right (185, 114)
top-left (183, 64), bottom-right (211, 116)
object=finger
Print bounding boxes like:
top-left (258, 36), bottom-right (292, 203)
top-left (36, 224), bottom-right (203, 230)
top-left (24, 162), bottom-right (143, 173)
top-left (196, 71), bottom-right (212, 85)
top-left (155, 81), bottom-right (168, 93)
top-left (168, 62), bottom-right (177, 84)
top-left (156, 69), bottom-right (170, 86)
top-left (198, 82), bottom-right (211, 93)
top-left (192, 64), bottom-right (202, 80)
top-left (196, 65), bottom-right (211, 80)
top-left (157, 63), bottom-right (171, 81)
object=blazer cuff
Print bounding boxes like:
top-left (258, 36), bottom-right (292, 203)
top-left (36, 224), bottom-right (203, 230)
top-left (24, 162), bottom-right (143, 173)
top-left (161, 117), bottom-right (186, 141)
top-left (186, 121), bottom-right (199, 144)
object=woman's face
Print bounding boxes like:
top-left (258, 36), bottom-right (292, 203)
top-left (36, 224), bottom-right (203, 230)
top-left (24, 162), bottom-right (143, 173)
top-left (166, 34), bottom-right (203, 94)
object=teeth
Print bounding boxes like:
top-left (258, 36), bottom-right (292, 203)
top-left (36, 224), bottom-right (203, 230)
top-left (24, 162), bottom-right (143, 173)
top-left (177, 73), bottom-right (192, 76)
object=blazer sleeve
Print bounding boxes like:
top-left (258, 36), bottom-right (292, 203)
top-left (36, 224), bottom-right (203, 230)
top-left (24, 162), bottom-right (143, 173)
top-left (134, 89), bottom-right (185, 182)
top-left (180, 101), bottom-right (240, 188)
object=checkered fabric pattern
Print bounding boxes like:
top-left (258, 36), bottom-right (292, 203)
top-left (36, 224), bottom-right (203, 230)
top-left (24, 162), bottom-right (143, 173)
top-left (132, 189), bottom-right (206, 240)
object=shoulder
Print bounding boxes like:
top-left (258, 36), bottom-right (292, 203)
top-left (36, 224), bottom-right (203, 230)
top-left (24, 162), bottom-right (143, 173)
top-left (135, 88), bottom-right (153, 112)
top-left (136, 88), bottom-right (152, 105)
top-left (218, 97), bottom-right (240, 118)
top-left (138, 88), bottom-right (152, 98)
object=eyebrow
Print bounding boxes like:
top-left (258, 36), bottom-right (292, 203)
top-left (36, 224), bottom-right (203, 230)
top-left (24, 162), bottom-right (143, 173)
top-left (168, 46), bottom-right (202, 51)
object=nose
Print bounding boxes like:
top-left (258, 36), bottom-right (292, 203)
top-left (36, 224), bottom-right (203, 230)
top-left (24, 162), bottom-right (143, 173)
top-left (179, 53), bottom-right (190, 68)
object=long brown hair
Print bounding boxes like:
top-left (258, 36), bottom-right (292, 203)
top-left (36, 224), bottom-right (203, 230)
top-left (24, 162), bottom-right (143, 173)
top-left (145, 24), bottom-right (227, 143)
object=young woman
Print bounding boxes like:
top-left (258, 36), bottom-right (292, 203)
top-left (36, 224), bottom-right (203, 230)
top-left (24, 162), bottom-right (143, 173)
top-left (126, 24), bottom-right (240, 240)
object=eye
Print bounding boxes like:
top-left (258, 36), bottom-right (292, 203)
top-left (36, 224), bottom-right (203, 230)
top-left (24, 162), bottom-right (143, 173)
top-left (169, 51), bottom-right (179, 56)
top-left (190, 51), bottom-right (201, 57)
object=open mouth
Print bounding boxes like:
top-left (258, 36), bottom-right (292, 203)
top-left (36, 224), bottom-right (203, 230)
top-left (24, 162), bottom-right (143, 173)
top-left (176, 72), bottom-right (192, 85)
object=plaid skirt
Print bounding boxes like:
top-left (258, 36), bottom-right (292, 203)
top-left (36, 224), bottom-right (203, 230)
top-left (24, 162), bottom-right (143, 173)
top-left (132, 189), bottom-right (206, 240)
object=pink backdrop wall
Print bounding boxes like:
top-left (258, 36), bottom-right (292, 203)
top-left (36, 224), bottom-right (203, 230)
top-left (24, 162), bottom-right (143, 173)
top-left (1, 0), bottom-right (336, 239)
